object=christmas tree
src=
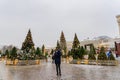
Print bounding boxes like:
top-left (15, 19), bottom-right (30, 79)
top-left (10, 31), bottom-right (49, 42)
top-left (5, 50), bottom-right (10, 59)
top-left (42, 44), bottom-right (45, 55)
top-left (90, 45), bottom-right (96, 54)
top-left (21, 29), bottom-right (35, 53)
top-left (56, 40), bottom-right (61, 50)
top-left (35, 47), bottom-right (42, 58)
top-left (98, 47), bottom-right (108, 60)
top-left (88, 45), bottom-right (96, 60)
top-left (88, 53), bottom-right (96, 60)
top-left (72, 33), bottom-right (80, 49)
top-left (71, 33), bottom-right (80, 59)
top-left (10, 47), bottom-right (17, 60)
top-left (78, 46), bottom-right (86, 59)
top-left (108, 51), bottom-right (115, 60)
top-left (108, 54), bottom-right (115, 60)
top-left (60, 31), bottom-right (67, 54)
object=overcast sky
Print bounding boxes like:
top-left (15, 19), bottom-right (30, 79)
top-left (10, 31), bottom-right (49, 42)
top-left (0, 0), bottom-right (120, 48)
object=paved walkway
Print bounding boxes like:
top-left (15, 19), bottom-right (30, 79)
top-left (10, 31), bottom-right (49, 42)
top-left (0, 59), bottom-right (120, 80)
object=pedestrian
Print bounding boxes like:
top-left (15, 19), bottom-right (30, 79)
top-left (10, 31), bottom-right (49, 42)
top-left (106, 49), bottom-right (112, 59)
top-left (53, 48), bottom-right (62, 76)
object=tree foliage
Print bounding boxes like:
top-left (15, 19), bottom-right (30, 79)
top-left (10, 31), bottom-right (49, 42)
top-left (72, 33), bottom-right (80, 49)
top-left (5, 50), bottom-right (10, 58)
top-left (98, 47), bottom-right (107, 60)
top-left (71, 46), bottom-right (86, 59)
top-left (21, 29), bottom-right (35, 53)
top-left (88, 53), bottom-right (96, 60)
top-left (88, 45), bottom-right (96, 60)
top-left (56, 40), bottom-right (61, 50)
top-left (108, 52), bottom-right (115, 60)
top-left (89, 45), bottom-right (96, 54)
top-left (42, 44), bottom-right (45, 54)
top-left (108, 54), bottom-right (115, 60)
top-left (11, 47), bottom-right (17, 60)
top-left (35, 47), bottom-right (42, 57)
top-left (60, 31), bottom-right (67, 55)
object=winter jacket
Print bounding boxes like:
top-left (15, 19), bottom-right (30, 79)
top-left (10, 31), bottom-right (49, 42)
top-left (54, 50), bottom-right (61, 64)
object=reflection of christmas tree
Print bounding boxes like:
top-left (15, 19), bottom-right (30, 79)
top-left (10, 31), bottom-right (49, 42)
top-left (21, 29), bottom-right (35, 53)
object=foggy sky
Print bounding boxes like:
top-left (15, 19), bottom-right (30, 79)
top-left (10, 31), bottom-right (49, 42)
top-left (0, 0), bottom-right (120, 48)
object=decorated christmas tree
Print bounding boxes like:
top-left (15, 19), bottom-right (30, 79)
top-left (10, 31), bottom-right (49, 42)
top-left (35, 47), bottom-right (42, 58)
top-left (88, 45), bottom-right (96, 60)
top-left (98, 47), bottom-right (108, 60)
top-left (56, 40), bottom-right (61, 50)
top-left (108, 53), bottom-right (115, 60)
top-left (5, 50), bottom-right (10, 59)
top-left (10, 47), bottom-right (17, 60)
top-left (42, 44), bottom-right (45, 55)
top-left (71, 33), bottom-right (80, 59)
top-left (108, 51), bottom-right (115, 60)
top-left (72, 33), bottom-right (80, 49)
top-left (60, 31), bottom-right (67, 54)
top-left (21, 29), bottom-right (35, 53)
top-left (78, 46), bottom-right (86, 59)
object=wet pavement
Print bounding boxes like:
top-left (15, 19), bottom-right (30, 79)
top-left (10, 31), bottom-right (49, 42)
top-left (0, 59), bottom-right (120, 80)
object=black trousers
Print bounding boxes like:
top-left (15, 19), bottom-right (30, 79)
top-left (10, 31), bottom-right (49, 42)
top-left (55, 63), bottom-right (61, 75)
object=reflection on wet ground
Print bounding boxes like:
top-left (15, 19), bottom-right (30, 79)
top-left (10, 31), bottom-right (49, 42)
top-left (0, 60), bottom-right (120, 80)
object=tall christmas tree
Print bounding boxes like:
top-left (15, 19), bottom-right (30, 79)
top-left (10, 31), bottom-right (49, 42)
top-left (21, 29), bottom-right (35, 53)
top-left (56, 40), bottom-right (61, 50)
top-left (71, 33), bottom-right (80, 59)
top-left (60, 31), bottom-right (67, 55)
top-left (88, 46), bottom-right (96, 60)
top-left (72, 33), bottom-right (80, 49)
top-left (42, 44), bottom-right (45, 56)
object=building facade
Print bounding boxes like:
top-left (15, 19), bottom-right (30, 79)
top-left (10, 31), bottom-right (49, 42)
top-left (116, 15), bottom-right (120, 35)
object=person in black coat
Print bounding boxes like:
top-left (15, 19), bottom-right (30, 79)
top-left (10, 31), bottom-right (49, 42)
top-left (54, 49), bottom-right (62, 76)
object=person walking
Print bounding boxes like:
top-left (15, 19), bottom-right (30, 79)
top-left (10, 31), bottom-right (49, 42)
top-left (53, 48), bottom-right (62, 76)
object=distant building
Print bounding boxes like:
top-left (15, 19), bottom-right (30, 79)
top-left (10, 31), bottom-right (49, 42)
top-left (67, 36), bottom-right (120, 50)
top-left (45, 49), bottom-right (51, 54)
top-left (1, 45), bottom-right (14, 54)
top-left (114, 15), bottom-right (120, 56)
top-left (67, 41), bottom-right (73, 50)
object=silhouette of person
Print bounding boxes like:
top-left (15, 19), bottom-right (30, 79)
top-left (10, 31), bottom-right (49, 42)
top-left (54, 48), bottom-right (62, 76)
